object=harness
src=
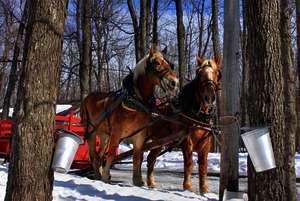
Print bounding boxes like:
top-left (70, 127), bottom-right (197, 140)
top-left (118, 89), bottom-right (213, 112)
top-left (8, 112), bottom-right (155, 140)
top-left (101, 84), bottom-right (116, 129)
top-left (83, 56), bottom-right (173, 141)
top-left (83, 90), bottom-right (126, 140)
top-left (152, 63), bottom-right (221, 156)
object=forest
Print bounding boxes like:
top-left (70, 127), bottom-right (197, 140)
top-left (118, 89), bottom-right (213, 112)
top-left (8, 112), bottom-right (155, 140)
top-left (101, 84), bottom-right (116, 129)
top-left (0, 0), bottom-right (299, 201)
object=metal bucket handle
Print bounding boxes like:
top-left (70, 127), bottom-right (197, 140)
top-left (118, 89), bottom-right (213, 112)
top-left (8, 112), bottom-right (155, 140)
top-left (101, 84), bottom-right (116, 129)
top-left (55, 128), bottom-right (84, 145)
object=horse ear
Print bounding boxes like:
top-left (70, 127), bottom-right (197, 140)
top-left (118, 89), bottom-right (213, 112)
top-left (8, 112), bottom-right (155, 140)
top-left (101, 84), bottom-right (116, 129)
top-left (150, 43), bottom-right (157, 56)
top-left (196, 55), bottom-right (204, 66)
top-left (216, 54), bottom-right (222, 67)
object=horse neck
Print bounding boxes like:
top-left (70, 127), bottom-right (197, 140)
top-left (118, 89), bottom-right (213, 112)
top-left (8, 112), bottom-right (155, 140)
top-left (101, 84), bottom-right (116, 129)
top-left (133, 55), bottom-right (154, 101)
top-left (179, 79), bottom-right (202, 113)
top-left (135, 73), bottom-right (154, 101)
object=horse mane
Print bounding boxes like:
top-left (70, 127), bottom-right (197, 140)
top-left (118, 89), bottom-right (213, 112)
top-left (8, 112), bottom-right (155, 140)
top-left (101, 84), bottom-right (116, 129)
top-left (133, 55), bottom-right (149, 81)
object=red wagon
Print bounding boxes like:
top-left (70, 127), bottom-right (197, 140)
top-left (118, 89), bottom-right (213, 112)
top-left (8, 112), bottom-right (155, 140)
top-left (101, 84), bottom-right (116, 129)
top-left (0, 109), bottom-right (118, 169)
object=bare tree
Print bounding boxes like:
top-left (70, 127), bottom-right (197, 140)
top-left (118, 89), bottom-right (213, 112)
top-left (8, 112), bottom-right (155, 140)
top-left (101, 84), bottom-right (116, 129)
top-left (127, 0), bottom-right (148, 62)
top-left (5, 0), bottom-right (68, 200)
top-left (80, 0), bottom-right (91, 102)
top-left (295, 0), bottom-right (300, 153)
top-left (280, 0), bottom-right (297, 200)
top-left (175, 0), bottom-right (186, 88)
top-left (211, 0), bottom-right (220, 60)
top-left (219, 0), bottom-right (240, 199)
top-left (1, 1), bottom-right (28, 120)
top-left (152, 0), bottom-right (158, 44)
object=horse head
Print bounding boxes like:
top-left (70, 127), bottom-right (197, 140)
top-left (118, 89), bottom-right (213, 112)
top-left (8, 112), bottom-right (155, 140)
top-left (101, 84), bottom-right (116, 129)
top-left (194, 55), bottom-right (222, 113)
top-left (134, 44), bottom-right (179, 102)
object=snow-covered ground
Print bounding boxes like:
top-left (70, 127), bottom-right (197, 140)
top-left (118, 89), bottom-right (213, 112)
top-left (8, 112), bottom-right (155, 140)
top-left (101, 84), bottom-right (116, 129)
top-left (0, 143), bottom-right (300, 201)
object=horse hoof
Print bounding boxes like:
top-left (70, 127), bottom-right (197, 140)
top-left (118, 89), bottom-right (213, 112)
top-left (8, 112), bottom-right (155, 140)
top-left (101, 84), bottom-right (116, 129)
top-left (147, 182), bottom-right (158, 189)
top-left (184, 184), bottom-right (196, 192)
top-left (133, 180), bottom-right (146, 187)
top-left (185, 187), bottom-right (196, 192)
top-left (102, 175), bottom-right (111, 183)
top-left (200, 187), bottom-right (211, 194)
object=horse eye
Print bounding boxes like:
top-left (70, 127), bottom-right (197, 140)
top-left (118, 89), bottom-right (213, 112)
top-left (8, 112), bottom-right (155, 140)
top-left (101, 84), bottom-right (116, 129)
top-left (169, 63), bottom-right (175, 70)
top-left (151, 60), bottom-right (159, 66)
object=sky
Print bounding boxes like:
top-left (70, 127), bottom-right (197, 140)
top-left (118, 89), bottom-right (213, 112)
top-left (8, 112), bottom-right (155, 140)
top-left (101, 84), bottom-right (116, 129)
top-left (0, 142), bottom-right (299, 201)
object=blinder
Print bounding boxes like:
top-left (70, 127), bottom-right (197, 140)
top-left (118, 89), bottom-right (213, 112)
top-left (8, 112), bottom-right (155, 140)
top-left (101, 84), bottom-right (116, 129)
top-left (146, 57), bottom-right (171, 80)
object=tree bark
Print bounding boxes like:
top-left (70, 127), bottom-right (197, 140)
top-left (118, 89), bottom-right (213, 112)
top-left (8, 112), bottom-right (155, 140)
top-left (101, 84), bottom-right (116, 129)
top-left (80, 0), bottom-right (91, 102)
top-left (244, 0), bottom-right (297, 200)
top-left (211, 0), bottom-right (220, 60)
top-left (139, 0), bottom-right (147, 57)
top-left (295, 0), bottom-right (300, 153)
top-left (146, 0), bottom-right (151, 51)
top-left (152, 0), bottom-right (158, 44)
top-left (241, 0), bottom-right (249, 128)
top-left (175, 0), bottom-right (185, 88)
top-left (197, 0), bottom-right (205, 57)
top-left (0, 40), bottom-right (12, 104)
top-left (280, 0), bottom-right (297, 200)
top-left (1, 1), bottom-right (29, 120)
top-left (5, 0), bottom-right (68, 200)
top-left (127, 0), bottom-right (142, 62)
top-left (219, 0), bottom-right (240, 199)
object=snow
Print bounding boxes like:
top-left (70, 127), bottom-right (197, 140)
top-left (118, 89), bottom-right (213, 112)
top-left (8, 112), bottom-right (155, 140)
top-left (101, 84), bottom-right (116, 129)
top-left (0, 143), bottom-right (299, 201)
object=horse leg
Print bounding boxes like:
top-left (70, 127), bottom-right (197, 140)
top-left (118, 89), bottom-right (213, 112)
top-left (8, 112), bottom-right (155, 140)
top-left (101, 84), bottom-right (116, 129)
top-left (97, 134), bottom-right (110, 179)
top-left (102, 132), bottom-right (120, 183)
top-left (146, 147), bottom-right (163, 188)
top-left (197, 138), bottom-right (211, 194)
top-left (87, 133), bottom-right (102, 179)
top-left (182, 137), bottom-right (196, 192)
top-left (132, 134), bottom-right (146, 186)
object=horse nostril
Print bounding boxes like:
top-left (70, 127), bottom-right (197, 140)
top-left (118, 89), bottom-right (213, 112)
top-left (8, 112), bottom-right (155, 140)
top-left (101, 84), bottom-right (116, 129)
top-left (205, 95), bottom-right (210, 103)
top-left (212, 94), bottom-right (216, 102)
top-left (171, 80), bottom-right (176, 88)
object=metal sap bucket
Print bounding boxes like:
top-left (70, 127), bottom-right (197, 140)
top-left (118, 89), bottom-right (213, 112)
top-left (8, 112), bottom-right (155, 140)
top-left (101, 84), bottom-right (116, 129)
top-left (52, 129), bottom-right (84, 173)
top-left (222, 189), bottom-right (248, 201)
top-left (241, 127), bottom-right (276, 172)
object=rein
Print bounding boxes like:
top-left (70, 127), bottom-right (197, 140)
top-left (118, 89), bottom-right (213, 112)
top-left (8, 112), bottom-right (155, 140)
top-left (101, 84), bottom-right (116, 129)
top-left (83, 90), bottom-right (126, 140)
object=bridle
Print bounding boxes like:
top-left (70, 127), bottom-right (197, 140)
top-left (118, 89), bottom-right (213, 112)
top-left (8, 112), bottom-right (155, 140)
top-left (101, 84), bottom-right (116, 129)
top-left (146, 56), bottom-right (172, 80)
top-left (196, 61), bottom-right (221, 92)
top-left (194, 61), bottom-right (221, 123)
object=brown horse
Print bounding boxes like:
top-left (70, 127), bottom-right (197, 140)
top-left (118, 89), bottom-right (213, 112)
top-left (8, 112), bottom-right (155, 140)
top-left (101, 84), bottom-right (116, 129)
top-left (146, 55), bottom-right (222, 194)
top-left (81, 44), bottom-right (179, 186)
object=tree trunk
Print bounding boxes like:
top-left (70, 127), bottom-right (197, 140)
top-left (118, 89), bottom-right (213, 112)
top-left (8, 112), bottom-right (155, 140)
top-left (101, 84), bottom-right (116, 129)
top-left (152, 0), bottom-right (158, 44)
top-left (244, 0), bottom-right (297, 200)
top-left (280, 0), bottom-right (297, 200)
top-left (295, 0), bottom-right (300, 153)
top-left (1, 1), bottom-right (29, 120)
top-left (197, 0), bottom-right (205, 57)
top-left (211, 0), bottom-right (221, 153)
top-left (146, 0), bottom-right (151, 51)
top-left (241, 0), bottom-right (249, 128)
top-left (4, 0), bottom-right (68, 200)
top-left (211, 0), bottom-right (220, 60)
top-left (127, 0), bottom-right (142, 63)
top-left (0, 40), bottom-right (12, 104)
top-left (139, 0), bottom-right (147, 57)
top-left (175, 0), bottom-right (185, 88)
top-left (80, 0), bottom-right (91, 102)
top-left (219, 0), bottom-right (240, 199)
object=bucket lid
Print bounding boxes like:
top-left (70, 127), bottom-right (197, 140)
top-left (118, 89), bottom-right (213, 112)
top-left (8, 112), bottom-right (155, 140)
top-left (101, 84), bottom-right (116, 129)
top-left (55, 128), bottom-right (84, 145)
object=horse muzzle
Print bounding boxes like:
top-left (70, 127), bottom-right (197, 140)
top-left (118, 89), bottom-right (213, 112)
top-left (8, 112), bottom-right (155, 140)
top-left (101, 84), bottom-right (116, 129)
top-left (162, 77), bottom-right (179, 96)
